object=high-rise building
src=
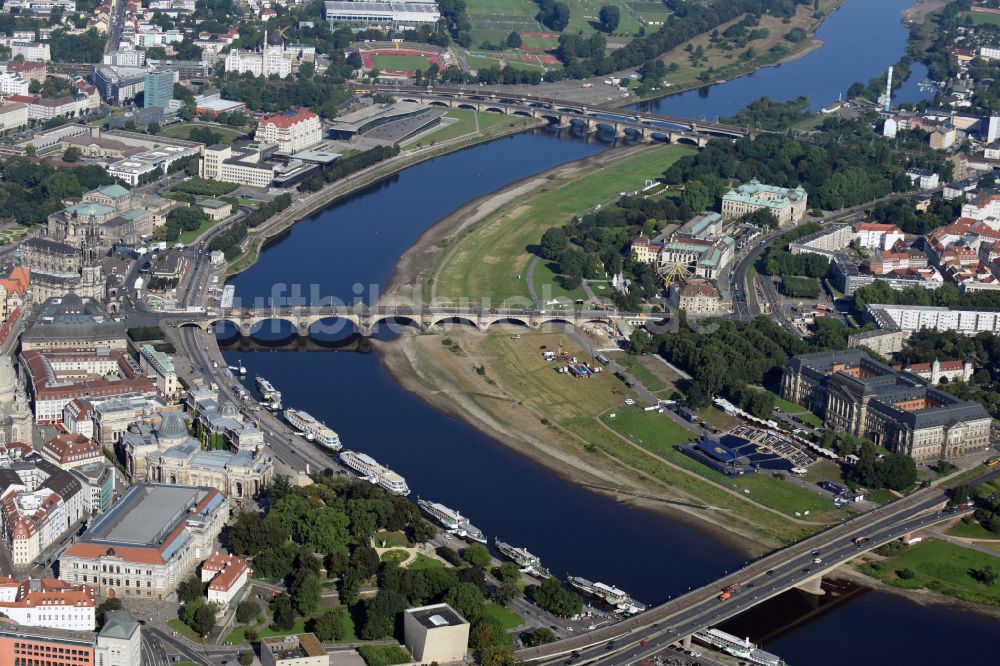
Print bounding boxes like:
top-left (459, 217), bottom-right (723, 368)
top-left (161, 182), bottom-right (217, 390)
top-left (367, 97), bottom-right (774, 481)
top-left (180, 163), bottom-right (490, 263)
top-left (142, 70), bottom-right (173, 109)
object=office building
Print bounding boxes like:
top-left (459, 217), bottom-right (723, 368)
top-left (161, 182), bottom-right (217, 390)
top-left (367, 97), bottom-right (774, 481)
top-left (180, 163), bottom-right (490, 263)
top-left (0, 615), bottom-right (142, 666)
top-left (142, 70), bottom-right (174, 109)
top-left (138, 344), bottom-right (179, 400)
top-left (39, 433), bottom-right (103, 471)
top-left (0, 102), bottom-right (28, 131)
top-left (403, 603), bottom-right (469, 664)
top-left (60, 483), bottom-right (228, 599)
top-left (254, 108), bottom-right (322, 154)
top-left (847, 329), bottom-right (906, 356)
top-left (781, 349), bottom-right (991, 461)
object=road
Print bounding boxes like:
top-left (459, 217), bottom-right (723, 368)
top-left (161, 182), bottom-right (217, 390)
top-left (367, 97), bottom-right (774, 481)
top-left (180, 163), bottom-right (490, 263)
top-left (515, 470), bottom-right (997, 664)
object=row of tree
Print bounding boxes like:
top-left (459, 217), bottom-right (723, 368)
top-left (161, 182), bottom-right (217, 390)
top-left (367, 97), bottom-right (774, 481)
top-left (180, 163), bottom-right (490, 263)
top-left (209, 193), bottom-right (292, 260)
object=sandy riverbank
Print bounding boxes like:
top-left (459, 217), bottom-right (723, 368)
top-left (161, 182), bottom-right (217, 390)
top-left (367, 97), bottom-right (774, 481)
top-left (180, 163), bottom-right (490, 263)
top-left (373, 332), bottom-right (767, 559)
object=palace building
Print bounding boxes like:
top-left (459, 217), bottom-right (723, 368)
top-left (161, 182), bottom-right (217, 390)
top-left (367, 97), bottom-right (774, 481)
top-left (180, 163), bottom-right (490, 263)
top-left (781, 349), bottom-right (991, 462)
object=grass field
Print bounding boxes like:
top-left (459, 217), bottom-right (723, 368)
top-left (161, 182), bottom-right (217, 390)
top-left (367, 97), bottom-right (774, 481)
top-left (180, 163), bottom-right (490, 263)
top-left (371, 54), bottom-right (434, 71)
top-left (168, 619), bottom-right (205, 643)
top-left (419, 330), bottom-right (825, 543)
top-left (966, 10), bottom-right (1000, 26)
top-left (521, 35), bottom-right (561, 50)
top-left (466, 0), bottom-right (648, 45)
top-left (408, 553), bottom-right (447, 570)
top-left (435, 145), bottom-right (695, 306)
top-left (483, 602), bottom-right (524, 630)
top-left (467, 53), bottom-right (551, 72)
top-left (858, 539), bottom-right (1000, 607)
top-left (375, 530), bottom-right (411, 547)
top-left (160, 122), bottom-right (247, 144)
top-left (257, 618), bottom-right (307, 639)
top-left (407, 108), bottom-right (534, 149)
top-left (697, 406), bottom-right (743, 431)
top-left (610, 353), bottom-right (672, 394)
top-left (602, 408), bottom-right (840, 518)
top-left (532, 260), bottom-right (588, 304)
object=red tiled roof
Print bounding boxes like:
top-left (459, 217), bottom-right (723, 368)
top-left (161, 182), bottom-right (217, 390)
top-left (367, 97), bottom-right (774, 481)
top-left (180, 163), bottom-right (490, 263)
top-left (258, 107), bottom-right (318, 129)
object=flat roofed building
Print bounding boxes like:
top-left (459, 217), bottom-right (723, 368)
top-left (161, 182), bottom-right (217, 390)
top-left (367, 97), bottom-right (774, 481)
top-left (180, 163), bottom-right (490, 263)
top-left (323, 1), bottom-right (441, 27)
top-left (60, 483), bottom-right (228, 599)
top-left (721, 179), bottom-right (808, 227)
top-left (0, 102), bottom-right (28, 132)
top-left (781, 349), bottom-right (991, 461)
top-left (262, 633), bottom-right (327, 666)
top-left (403, 603), bottom-right (469, 664)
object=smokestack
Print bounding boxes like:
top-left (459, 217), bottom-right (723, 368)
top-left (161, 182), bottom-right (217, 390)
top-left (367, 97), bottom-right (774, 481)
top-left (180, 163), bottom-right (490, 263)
top-left (884, 66), bottom-right (893, 113)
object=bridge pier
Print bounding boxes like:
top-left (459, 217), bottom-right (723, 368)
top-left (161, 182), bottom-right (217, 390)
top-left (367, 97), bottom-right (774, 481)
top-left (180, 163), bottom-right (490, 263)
top-left (613, 123), bottom-right (626, 138)
top-left (796, 575), bottom-right (825, 596)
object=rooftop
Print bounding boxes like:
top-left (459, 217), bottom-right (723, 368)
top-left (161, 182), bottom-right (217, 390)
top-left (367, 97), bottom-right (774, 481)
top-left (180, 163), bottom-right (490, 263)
top-left (406, 603), bottom-right (468, 629)
top-left (263, 633), bottom-right (326, 660)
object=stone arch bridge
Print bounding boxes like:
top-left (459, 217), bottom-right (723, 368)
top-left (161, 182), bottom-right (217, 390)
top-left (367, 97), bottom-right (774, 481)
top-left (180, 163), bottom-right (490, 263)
top-left (171, 305), bottom-right (661, 338)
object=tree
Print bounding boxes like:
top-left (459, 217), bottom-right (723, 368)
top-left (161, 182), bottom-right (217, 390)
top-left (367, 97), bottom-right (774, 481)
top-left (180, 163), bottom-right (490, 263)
top-left (238, 650), bottom-right (254, 666)
top-left (599, 6), bottom-right (620, 33)
top-left (539, 227), bottom-right (569, 260)
top-left (628, 329), bottom-right (653, 354)
top-left (177, 575), bottom-right (204, 604)
top-left (361, 589), bottom-right (407, 639)
top-left (528, 578), bottom-right (582, 617)
top-left (271, 593), bottom-right (297, 631)
top-left (526, 627), bottom-right (557, 646)
top-left (147, 122), bottom-right (161, 135)
top-left (507, 32), bottom-right (522, 49)
top-left (192, 603), bottom-right (218, 637)
top-left (235, 600), bottom-right (259, 624)
top-left (462, 543), bottom-right (491, 568)
top-left (314, 607), bottom-right (351, 642)
top-left (61, 146), bottom-right (81, 162)
top-left (495, 561), bottom-right (521, 587)
top-left (293, 573), bottom-right (322, 615)
top-left (444, 581), bottom-right (486, 623)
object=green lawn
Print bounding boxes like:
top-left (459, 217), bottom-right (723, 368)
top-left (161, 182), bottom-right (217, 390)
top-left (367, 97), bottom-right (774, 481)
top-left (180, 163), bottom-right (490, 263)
top-left (177, 217), bottom-right (224, 245)
top-left (408, 553), bottom-right (447, 570)
top-left (167, 619), bottom-right (205, 643)
top-left (602, 408), bottom-right (840, 517)
top-left (865, 488), bottom-right (899, 505)
top-left (771, 393), bottom-right (824, 428)
top-left (256, 618), bottom-right (307, 639)
top-left (223, 622), bottom-right (259, 646)
top-left (948, 518), bottom-right (1000, 540)
top-left (408, 108), bottom-right (530, 149)
top-left (483, 602), bottom-right (524, 630)
top-left (859, 539), bottom-right (1000, 607)
top-left (436, 145), bottom-right (695, 306)
top-left (520, 35), bottom-right (560, 50)
top-left (532, 260), bottom-right (588, 305)
top-left (697, 406), bottom-right (743, 431)
top-left (381, 549), bottom-right (409, 566)
top-left (967, 11), bottom-right (1000, 26)
top-left (371, 54), bottom-right (434, 71)
top-left (160, 122), bottom-right (248, 144)
top-left (374, 530), bottom-right (411, 548)
top-left (0, 225), bottom-right (29, 246)
top-left (610, 353), bottom-right (672, 394)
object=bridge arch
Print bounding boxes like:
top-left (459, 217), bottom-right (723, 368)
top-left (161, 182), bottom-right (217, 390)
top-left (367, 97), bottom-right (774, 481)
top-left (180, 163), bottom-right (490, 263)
top-left (430, 316), bottom-right (483, 330)
top-left (540, 114), bottom-right (562, 125)
top-left (556, 107), bottom-right (582, 114)
top-left (370, 315), bottom-right (422, 333)
top-left (307, 316), bottom-right (360, 339)
top-left (457, 103), bottom-right (477, 111)
top-left (513, 110), bottom-right (534, 118)
top-left (676, 136), bottom-right (700, 146)
top-left (400, 97), bottom-right (419, 103)
top-left (485, 317), bottom-right (531, 329)
top-left (483, 106), bottom-right (507, 114)
top-left (429, 100), bottom-right (449, 107)
top-left (246, 317), bottom-right (298, 342)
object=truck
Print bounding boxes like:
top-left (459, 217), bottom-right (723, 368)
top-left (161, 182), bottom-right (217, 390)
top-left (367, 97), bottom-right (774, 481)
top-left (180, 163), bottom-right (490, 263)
top-left (134, 277), bottom-right (143, 292)
top-left (853, 537), bottom-right (869, 547)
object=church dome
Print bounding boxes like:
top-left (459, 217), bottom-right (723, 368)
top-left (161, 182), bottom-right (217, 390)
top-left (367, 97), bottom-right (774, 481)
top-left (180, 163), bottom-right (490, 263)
top-left (158, 412), bottom-right (188, 443)
top-left (220, 402), bottom-right (238, 418)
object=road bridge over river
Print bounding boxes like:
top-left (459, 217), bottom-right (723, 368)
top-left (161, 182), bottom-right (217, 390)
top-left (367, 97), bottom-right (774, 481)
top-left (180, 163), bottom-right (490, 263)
top-left (515, 478), bottom-right (987, 665)
top-left (368, 85), bottom-right (756, 143)
top-left (169, 305), bottom-right (663, 337)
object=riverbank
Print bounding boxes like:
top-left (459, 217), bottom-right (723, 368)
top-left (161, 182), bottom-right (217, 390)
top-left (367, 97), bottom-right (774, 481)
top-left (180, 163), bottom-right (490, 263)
top-left (221, 113), bottom-right (543, 278)
top-left (373, 331), bottom-right (771, 558)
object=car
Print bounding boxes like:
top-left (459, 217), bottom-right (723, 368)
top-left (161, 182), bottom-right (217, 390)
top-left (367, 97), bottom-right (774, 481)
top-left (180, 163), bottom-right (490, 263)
top-left (625, 399), bottom-right (636, 405)
top-left (803, 567), bottom-right (812, 573)
top-left (606, 642), bottom-right (615, 650)
top-left (766, 569), bottom-right (774, 576)
top-left (813, 557), bottom-right (822, 564)
top-left (640, 640), bottom-right (651, 647)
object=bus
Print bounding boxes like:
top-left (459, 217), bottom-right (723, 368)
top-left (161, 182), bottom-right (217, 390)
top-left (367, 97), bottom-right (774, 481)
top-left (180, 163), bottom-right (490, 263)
top-left (985, 457), bottom-right (1000, 468)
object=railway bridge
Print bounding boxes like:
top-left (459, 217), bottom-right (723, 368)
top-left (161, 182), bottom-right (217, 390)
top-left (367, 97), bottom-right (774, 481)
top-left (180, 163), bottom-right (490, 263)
top-left (371, 85), bottom-right (756, 144)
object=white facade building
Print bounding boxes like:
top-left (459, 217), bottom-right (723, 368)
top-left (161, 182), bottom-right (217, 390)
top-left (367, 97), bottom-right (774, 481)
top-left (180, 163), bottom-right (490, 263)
top-left (254, 108), bottom-right (322, 154)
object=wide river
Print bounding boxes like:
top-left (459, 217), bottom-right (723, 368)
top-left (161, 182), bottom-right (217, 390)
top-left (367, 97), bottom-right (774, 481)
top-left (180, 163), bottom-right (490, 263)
top-left (223, 1), bottom-right (999, 662)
